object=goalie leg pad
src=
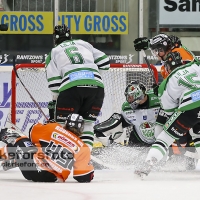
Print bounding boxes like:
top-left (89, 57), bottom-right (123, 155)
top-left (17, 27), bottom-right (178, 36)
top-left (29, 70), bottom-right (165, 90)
top-left (94, 113), bottom-right (123, 146)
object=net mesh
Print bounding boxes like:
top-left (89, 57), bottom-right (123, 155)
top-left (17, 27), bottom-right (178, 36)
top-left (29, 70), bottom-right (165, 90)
top-left (11, 64), bottom-right (158, 134)
top-left (99, 66), bottom-right (157, 124)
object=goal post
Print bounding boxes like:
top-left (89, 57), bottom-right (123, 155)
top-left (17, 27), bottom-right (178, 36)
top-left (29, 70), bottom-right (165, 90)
top-left (11, 63), bottom-right (158, 135)
top-left (11, 63), bottom-right (51, 134)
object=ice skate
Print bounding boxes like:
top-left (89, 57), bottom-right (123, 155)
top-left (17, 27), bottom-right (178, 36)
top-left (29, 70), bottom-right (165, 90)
top-left (1, 159), bottom-right (18, 171)
top-left (134, 161), bottom-right (152, 180)
top-left (134, 157), bottom-right (157, 180)
top-left (185, 141), bottom-right (198, 170)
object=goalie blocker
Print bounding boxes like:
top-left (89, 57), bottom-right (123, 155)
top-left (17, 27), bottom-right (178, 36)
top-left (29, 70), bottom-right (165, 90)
top-left (94, 113), bottom-right (124, 146)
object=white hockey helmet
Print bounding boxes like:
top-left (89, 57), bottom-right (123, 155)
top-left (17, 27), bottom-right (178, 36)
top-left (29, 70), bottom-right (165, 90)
top-left (124, 81), bottom-right (146, 109)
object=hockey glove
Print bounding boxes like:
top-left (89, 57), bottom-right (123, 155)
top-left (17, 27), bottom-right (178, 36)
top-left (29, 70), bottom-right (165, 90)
top-left (44, 119), bottom-right (56, 125)
top-left (48, 100), bottom-right (56, 120)
top-left (133, 37), bottom-right (149, 51)
top-left (152, 83), bottom-right (159, 96)
top-left (169, 35), bottom-right (182, 48)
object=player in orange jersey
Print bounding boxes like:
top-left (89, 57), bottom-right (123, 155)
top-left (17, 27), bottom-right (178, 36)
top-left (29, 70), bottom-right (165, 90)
top-left (133, 34), bottom-right (199, 80)
top-left (151, 34), bottom-right (198, 79)
top-left (0, 114), bottom-right (94, 183)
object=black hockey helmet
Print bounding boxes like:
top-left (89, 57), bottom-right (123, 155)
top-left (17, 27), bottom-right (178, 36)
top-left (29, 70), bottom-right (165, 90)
top-left (0, 128), bottom-right (21, 144)
top-left (150, 34), bottom-right (172, 56)
top-left (169, 35), bottom-right (182, 49)
top-left (53, 24), bottom-right (71, 45)
top-left (124, 80), bottom-right (146, 109)
top-left (64, 113), bottom-right (84, 135)
top-left (164, 51), bottom-right (183, 72)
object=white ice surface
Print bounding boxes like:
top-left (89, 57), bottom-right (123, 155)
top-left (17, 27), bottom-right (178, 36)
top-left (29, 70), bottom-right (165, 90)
top-left (1, 164), bottom-right (200, 200)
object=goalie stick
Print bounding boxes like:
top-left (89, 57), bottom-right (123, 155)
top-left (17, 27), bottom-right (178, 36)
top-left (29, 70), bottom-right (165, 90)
top-left (12, 56), bottom-right (48, 121)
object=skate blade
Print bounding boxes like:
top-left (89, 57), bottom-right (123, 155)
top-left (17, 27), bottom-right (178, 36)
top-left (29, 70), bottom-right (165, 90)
top-left (134, 171), bottom-right (148, 180)
top-left (140, 173), bottom-right (147, 180)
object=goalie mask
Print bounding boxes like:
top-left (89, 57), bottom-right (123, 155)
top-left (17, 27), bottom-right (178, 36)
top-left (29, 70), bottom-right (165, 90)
top-left (64, 114), bottom-right (84, 136)
top-left (124, 81), bottom-right (146, 110)
top-left (164, 51), bottom-right (183, 73)
top-left (53, 24), bottom-right (72, 45)
top-left (150, 34), bottom-right (172, 60)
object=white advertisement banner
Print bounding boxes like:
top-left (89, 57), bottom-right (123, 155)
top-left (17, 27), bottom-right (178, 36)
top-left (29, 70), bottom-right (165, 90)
top-left (0, 72), bottom-right (11, 130)
top-left (159, 0), bottom-right (200, 25)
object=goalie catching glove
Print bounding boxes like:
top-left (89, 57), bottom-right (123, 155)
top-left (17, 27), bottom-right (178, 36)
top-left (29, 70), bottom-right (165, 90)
top-left (94, 113), bottom-right (123, 146)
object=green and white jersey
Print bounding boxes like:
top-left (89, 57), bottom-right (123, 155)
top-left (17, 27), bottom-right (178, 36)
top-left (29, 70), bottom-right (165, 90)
top-left (121, 90), bottom-right (160, 144)
top-left (158, 62), bottom-right (200, 115)
top-left (45, 39), bottom-right (110, 95)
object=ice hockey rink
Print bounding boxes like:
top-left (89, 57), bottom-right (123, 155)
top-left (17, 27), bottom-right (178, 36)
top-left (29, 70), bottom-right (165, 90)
top-left (1, 161), bottom-right (200, 200)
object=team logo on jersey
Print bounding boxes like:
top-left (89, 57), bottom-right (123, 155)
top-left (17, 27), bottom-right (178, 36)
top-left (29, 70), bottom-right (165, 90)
top-left (51, 132), bottom-right (79, 153)
top-left (139, 122), bottom-right (155, 139)
top-left (23, 141), bottom-right (34, 147)
top-left (143, 115), bottom-right (147, 120)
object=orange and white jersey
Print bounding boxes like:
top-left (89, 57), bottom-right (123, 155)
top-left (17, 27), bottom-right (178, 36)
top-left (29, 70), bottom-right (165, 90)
top-left (161, 46), bottom-right (195, 79)
top-left (29, 122), bottom-right (94, 182)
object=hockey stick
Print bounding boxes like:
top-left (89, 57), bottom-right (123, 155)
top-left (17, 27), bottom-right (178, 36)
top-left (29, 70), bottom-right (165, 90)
top-left (141, 50), bottom-right (157, 84)
top-left (13, 56), bottom-right (48, 121)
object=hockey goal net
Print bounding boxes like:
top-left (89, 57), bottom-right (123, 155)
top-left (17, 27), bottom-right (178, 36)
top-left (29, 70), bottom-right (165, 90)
top-left (11, 63), bottom-right (158, 135)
